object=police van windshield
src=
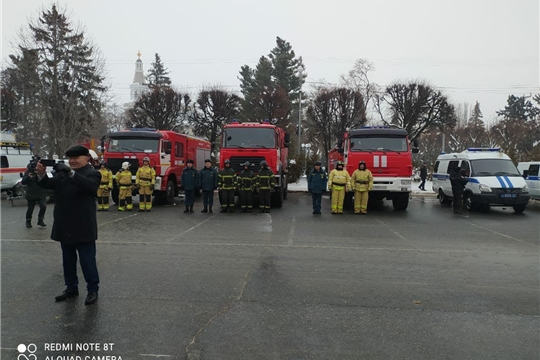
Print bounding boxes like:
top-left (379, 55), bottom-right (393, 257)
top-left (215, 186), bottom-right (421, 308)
top-left (108, 138), bottom-right (159, 153)
top-left (471, 159), bottom-right (520, 176)
top-left (349, 136), bottom-right (408, 152)
top-left (222, 128), bottom-right (276, 148)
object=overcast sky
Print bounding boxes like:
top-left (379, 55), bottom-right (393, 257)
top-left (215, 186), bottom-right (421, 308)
top-left (2, 0), bottom-right (539, 123)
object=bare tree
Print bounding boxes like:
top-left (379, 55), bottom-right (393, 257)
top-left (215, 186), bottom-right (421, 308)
top-left (189, 87), bottom-right (241, 157)
top-left (305, 86), bottom-right (365, 164)
top-left (374, 80), bottom-right (457, 141)
top-left (340, 58), bottom-right (378, 122)
top-left (127, 87), bottom-right (191, 131)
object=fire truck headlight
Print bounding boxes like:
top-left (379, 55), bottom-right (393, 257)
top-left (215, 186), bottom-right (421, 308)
top-left (401, 180), bottom-right (411, 185)
top-left (479, 184), bottom-right (492, 192)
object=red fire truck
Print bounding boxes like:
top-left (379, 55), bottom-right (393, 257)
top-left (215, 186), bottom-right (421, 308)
top-left (219, 120), bottom-right (290, 207)
top-left (103, 128), bottom-right (211, 205)
top-left (328, 126), bottom-right (419, 210)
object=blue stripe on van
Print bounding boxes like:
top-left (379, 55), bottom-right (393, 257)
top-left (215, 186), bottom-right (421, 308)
top-left (496, 176), bottom-right (506, 188)
top-left (467, 178), bottom-right (479, 183)
top-left (528, 176), bottom-right (540, 181)
top-left (503, 176), bottom-right (514, 188)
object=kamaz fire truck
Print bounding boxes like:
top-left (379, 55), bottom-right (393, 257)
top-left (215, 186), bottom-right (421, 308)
top-left (219, 120), bottom-right (290, 207)
top-left (103, 128), bottom-right (211, 205)
top-left (328, 126), bottom-right (419, 210)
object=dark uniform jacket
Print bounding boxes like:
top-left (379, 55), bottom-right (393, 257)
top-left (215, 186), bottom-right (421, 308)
top-left (181, 167), bottom-right (198, 191)
top-left (198, 166), bottom-right (218, 191)
top-left (22, 171), bottom-right (47, 201)
top-left (257, 168), bottom-right (275, 190)
top-left (308, 168), bottom-right (328, 194)
top-left (238, 169), bottom-right (256, 191)
top-left (450, 169), bottom-right (468, 195)
top-left (218, 167), bottom-right (237, 190)
top-left (420, 165), bottom-right (428, 180)
top-left (38, 164), bottom-right (100, 244)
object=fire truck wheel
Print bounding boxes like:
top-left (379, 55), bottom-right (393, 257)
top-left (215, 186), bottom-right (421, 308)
top-left (165, 180), bottom-right (175, 205)
top-left (271, 188), bottom-right (284, 207)
top-left (392, 193), bottom-right (409, 211)
top-left (112, 188), bottom-right (119, 204)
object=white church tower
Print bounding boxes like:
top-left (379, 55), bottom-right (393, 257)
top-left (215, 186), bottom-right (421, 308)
top-left (130, 50), bottom-right (147, 102)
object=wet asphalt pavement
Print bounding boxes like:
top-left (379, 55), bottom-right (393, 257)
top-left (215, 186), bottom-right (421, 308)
top-left (1, 193), bottom-right (539, 360)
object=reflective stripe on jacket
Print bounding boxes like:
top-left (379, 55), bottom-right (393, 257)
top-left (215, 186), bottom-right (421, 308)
top-left (116, 170), bottom-right (132, 186)
top-left (99, 168), bottom-right (113, 188)
top-left (328, 169), bottom-right (350, 189)
top-left (351, 169), bottom-right (373, 191)
top-left (257, 168), bottom-right (275, 189)
top-left (218, 167), bottom-right (237, 190)
top-left (136, 166), bottom-right (156, 186)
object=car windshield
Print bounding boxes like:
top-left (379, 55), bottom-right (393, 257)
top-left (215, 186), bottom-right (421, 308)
top-left (349, 136), bottom-right (408, 152)
top-left (222, 128), bottom-right (276, 148)
top-left (470, 159), bottom-right (520, 176)
top-left (107, 138), bottom-right (159, 153)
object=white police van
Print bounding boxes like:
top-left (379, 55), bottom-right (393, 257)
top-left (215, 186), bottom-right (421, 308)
top-left (432, 148), bottom-right (530, 213)
top-left (517, 161), bottom-right (540, 200)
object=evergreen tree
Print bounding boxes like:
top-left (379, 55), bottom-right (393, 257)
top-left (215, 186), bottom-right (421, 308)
top-left (238, 37), bottom-right (306, 123)
top-left (4, 4), bottom-right (106, 156)
top-left (147, 53), bottom-right (171, 88)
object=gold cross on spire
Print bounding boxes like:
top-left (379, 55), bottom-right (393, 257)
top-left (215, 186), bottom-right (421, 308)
top-left (137, 50), bottom-right (141, 59)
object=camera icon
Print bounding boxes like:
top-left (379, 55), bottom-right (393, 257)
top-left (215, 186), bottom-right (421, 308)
top-left (17, 344), bottom-right (37, 360)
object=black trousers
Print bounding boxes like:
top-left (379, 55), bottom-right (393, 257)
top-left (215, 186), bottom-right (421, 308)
top-left (184, 189), bottom-right (195, 206)
top-left (259, 189), bottom-right (271, 209)
top-left (311, 193), bottom-right (322, 212)
top-left (453, 192), bottom-right (463, 210)
top-left (419, 178), bottom-right (426, 189)
top-left (202, 190), bottom-right (214, 207)
top-left (61, 242), bottom-right (100, 292)
top-left (221, 189), bottom-right (235, 208)
top-left (240, 190), bottom-right (253, 208)
top-left (26, 198), bottom-right (46, 220)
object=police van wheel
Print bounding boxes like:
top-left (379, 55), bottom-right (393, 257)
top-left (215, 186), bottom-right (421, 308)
top-left (463, 193), bottom-right (479, 212)
top-left (512, 204), bottom-right (526, 214)
top-left (438, 189), bottom-right (451, 205)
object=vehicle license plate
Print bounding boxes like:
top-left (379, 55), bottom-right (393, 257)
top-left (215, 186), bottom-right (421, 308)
top-left (372, 185), bottom-right (387, 190)
top-left (499, 193), bottom-right (517, 198)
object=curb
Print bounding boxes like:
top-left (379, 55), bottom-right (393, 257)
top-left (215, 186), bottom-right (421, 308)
top-left (287, 189), bottom-right (438, 198)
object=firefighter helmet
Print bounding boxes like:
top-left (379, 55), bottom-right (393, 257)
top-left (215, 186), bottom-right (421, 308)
top-left (89, 149), bottom-right (98, 161)
top-left (143, 157), bottom-right (150, 163)
top-left (243, 161), bottom-right (251, 167)
top-left (260, 160), bottom-right (268, 167)
top-left (100, 160), bottom-right (107, 167)
top-left (122, 162), bottom-right (131, 170)
top-left (224, 159), bottom-right (230, 164)
top-left (314, 161), bottom-right (322, 166)
top-left (358, 161), bottom-right (366, 168)
top-left (337, 161), bottom-right (345, 167)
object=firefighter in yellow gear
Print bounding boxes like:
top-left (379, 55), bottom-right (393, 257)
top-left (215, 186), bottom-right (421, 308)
top-left (97, 161), bottom-right (113, 211)
top-left (116, 162), bottom-right (133, 211)
top-left (136, 157), bottom-right (156, 212)
top-left (328, 161), bottom-right (351, 214)
top-left (350, 160), bottom-right (374, 214)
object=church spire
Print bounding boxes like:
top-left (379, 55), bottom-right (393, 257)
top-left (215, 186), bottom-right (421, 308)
top-left (130, 51), bottom-right (147, 102)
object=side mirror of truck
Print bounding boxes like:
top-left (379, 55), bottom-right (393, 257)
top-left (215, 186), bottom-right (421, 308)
top-left (411, 148), bottom-right (419, 154)
top-left (284, 133), bottom-right (290, 148)
top-left (338, 148), bottom-right (344, 154)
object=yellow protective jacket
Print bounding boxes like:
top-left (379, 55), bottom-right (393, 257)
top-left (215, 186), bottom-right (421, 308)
top-left (351, 169), bottom-right (374, 191)
top-left (328, 169), bottom-right (351, 190)
top-left (136, 165), bottom-right (156, 186)
top-left (116, 170), bottom-right (132, 187)
top-left (99, 168), bottom-right (113, 189)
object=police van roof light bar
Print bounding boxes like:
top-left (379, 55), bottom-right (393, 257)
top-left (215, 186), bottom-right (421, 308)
top-left (466, 147), bottom-right (501, 152)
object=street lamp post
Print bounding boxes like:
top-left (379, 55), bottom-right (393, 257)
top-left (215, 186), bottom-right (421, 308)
top-left (297, 68), bottom-right (303, 155)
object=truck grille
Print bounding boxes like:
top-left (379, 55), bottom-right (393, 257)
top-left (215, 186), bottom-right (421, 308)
top-left (229, 156), bottom-right (266, 173)
top-left (492, 188), bottom-right (521, 195)
top-left (107, 158), bottom-right (139, 176)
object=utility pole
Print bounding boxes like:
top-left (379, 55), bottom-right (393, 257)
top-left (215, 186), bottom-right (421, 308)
top-left (297, 68), bottom-right (303, 155)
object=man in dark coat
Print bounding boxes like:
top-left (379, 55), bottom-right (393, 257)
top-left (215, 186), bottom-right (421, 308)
top-left (307, 161), bottom-right (327, 214)
top-left (181, 159), bottom-right (198, 213)
top-left (419, 162), bottom-right (428, 191)
top-left (35, 145), bottom-right (101, 305)
top-left (198, 159), bottom-right (218, 213)
top-left (22, 163), bottom-right (48, 228)
top-left (450, 166), bottom-right (468, 214)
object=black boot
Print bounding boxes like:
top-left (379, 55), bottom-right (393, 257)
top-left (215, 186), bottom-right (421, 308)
top-left (229, 207), bottom-right (235, 213)
top-left (25, 219), bottom-right (32, 228)
top-left (220, 207), bottom-right (228, 213)
top-left (209, 206), bottom-right (213, 213)
top-left (38, 218), bottom-right (46, 227)
top-left (184, 206), bottom-right (190, 213)
top-left (201, 207), bottom-right (208, 213)
top-left (55, 287), bottom-right (79, 302)
top-left (189, 206), bottom-right (194, 213)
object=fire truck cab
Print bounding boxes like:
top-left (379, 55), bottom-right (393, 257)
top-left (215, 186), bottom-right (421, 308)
top-left (220, 120), bottom-right (290, 207)
top-left (328, 126), bottom-right (418, 210)
top-left (103, 128), bottom-right (211, 205)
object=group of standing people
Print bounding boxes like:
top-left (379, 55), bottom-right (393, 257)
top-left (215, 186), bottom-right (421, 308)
top-left (310, 160), bottom-right (374, 215)
top-left (180, 159), bottom-right (275, 214)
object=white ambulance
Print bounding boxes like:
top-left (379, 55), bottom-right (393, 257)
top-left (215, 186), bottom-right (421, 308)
top-left (432, 148), bottom-right (530, 213)
top-left (517, 161), bottom-right (540, 200)
top-left (0, 132), bottom-right (33, 196)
